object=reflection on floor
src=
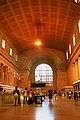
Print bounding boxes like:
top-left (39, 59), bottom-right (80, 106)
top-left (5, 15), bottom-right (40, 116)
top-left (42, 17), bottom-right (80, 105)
top-left (0, 97), bottom-right (80, 120)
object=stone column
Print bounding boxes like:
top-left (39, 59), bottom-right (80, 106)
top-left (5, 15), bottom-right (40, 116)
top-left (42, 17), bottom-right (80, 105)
top-left (0, 63), bottom-right (4, 83)
top-left (3, 65), bottom-right (8, 84)
top-left (72, 63), bottom-right (76, 83)
top-left (78, 56), bottom-right (80, 80)
top-left (0, 38), bottom-right (1, 48)
top-left (75, 60), bottom-right (78, 80)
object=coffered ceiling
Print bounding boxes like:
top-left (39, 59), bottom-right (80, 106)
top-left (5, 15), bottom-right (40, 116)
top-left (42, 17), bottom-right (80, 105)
top-left (0, 0), bottom-right (80, 52)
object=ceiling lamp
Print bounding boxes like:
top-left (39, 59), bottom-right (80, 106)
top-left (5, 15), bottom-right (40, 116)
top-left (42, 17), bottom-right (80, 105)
top-left (34, 39), bottom-right (42, 46)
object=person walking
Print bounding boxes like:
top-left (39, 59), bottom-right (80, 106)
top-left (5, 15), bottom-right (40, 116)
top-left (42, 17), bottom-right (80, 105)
top-left (13, 86), bottom-right (20, 106)
top-left (48, 89), bottom-right (53, 102)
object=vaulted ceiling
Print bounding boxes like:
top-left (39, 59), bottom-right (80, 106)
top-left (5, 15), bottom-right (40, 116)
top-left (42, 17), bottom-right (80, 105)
top-left (0, 0), bottom-right (80, 52)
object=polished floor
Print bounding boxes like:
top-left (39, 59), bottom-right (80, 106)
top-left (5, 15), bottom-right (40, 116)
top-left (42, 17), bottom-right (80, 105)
top-left (0, 97), bottom-right (80, 120)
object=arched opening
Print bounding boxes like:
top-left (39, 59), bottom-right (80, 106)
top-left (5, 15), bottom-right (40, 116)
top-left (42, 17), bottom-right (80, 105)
top-left (35, 63), bottom-right (53, 84)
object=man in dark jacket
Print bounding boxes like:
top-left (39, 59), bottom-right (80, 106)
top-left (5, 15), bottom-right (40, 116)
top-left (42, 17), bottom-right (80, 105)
top-left (13, 86), bottom-right (20, 105)
top-left (48, 89), bottom-right (53, 102)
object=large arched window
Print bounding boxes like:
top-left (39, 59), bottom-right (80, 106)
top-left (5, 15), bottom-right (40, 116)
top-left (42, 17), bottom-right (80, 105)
top-left (35, 63), bottom-right (53, 83)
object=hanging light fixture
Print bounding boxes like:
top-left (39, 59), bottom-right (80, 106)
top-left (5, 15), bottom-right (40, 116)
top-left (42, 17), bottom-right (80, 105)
top-left (34, 39), bottom-right (42, 46)
top-left (34, 21), bottom-right (43, 47)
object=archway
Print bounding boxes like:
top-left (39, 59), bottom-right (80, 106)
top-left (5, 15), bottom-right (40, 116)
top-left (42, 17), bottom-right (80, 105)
top-left (35, 63), bottom-right (53, 85)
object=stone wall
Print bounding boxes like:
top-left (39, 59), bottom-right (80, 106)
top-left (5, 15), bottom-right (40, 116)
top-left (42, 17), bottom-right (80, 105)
top-left (0, 33), bottom-right (68, 90)
top-left (18, 48), bottom-right (67, 90)
top-left (0, 34), bottom-right (19, 87)
top-left (66, 43), bottom-right (80, 85)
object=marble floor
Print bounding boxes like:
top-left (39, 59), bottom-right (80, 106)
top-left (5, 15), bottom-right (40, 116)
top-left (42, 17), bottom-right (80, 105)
top-left (0, 97), bottom-right (80, 120)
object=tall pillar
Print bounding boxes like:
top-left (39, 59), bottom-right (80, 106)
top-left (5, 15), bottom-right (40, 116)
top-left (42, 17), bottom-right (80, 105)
top-left (78, 56), bottom-right (80, 80)
top-left (0, 38), bottom-right (1, 48)
top-left (75, 60), bottom-right (78, 80)
top-left (0, 63), bottom-right (4, 83)
top-left (72, 63), bottom-right (76, 83)
top-left (3, 65), bottom-right (8, 84)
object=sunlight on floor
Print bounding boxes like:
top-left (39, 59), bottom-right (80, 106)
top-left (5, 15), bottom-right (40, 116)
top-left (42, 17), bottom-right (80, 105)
top-left (35, 98), bottom-right (55, 120)
top-left (35, 107), bottom-right (55, 120)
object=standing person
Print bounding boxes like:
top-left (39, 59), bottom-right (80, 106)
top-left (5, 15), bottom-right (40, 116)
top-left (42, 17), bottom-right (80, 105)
top-left (20, 91), bottom-right (24, 107)
top-left (23, 88), bottom-right (28, 104)
top-left (27, 89), bottom-right (34, 104)
top-left (48, 89), bottom-right (53, 102)
top-left (54, 90), bottom-right (57, 100)
top-left (13, 86), bottom-right (20, 106)
top-left (79, 91), bottom-right (80, 100)
top-left (74, 91), bottom-right (78, 101)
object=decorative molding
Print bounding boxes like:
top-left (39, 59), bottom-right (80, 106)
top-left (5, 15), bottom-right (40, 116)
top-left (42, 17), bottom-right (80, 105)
top-left (67, 42), bottom-right (80, 65)
top-left (0, 52), bottom-right (17, 69)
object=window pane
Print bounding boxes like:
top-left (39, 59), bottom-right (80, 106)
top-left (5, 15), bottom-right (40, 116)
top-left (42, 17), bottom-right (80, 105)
top-left (73, 34), bottom-right (76, 46)
top-left (74, 0), bottom-right (80, 3)
top-left (10, 48), bottom-right (13, 56)
top-left (69, 44), bottom-right (71, 54)
top-left (35, 64), bottom-right (53, 84)
top-left (66, 51), bottom-right (68, 60)
top-left (78, 20), bottom-right (80, 33)
top-left (2, 39), bottom-right (5, 48)
top-left (74, 0), bottom-right (77, 3)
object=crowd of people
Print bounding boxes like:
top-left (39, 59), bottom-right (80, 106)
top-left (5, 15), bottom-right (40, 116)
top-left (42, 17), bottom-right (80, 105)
top-left (13, 86), bottom-right (35, 106)
top-left (1, 86), bottom-right (80, 106)
top-left (13, 87), bottom-right (80, 106)
top-left (66, 90), bottom-right (80, 100)
top-left (13, 86), bottom-right (59, 106)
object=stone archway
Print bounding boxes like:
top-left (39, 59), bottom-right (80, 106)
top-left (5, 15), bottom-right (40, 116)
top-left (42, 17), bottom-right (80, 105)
top-left (35, 63), bottom-right (53, 83)
top-left (27, 56), bottom-right (57, 90)
top-left (18, 48), bottom-right (67, 90)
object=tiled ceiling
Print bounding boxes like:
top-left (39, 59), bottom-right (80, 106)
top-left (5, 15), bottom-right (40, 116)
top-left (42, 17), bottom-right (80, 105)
top-left (0, 0), bottom-right (80, 52)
